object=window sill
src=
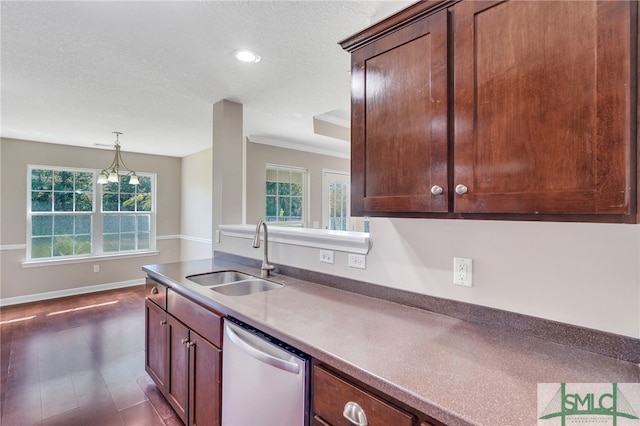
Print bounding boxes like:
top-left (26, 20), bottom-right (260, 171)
top-left (21, 250), bottom-right (160, 268)
top-left (218, 224), bottom-right (371, 254)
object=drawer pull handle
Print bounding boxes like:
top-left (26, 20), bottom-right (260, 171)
top-left (151, 286), bottom-right (159, 295)
top-left (343, 401), bottom-right (368, 426)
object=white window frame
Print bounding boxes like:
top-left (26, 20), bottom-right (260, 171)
top-left (25, 165), bottom-right (157, 264)
top-left (265, 164), bottom-right (308, 227)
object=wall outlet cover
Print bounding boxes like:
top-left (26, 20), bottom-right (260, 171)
top-left (348, 253), bottom-right (366, 269)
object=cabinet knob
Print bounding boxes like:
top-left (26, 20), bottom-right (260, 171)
top-left (160, 320), bottom-right (167, 325)
top-left (181, 338), bottom-right (189, 345)
top-left (343, 401), bottom-right (368, 426)
top-left (187, 341), bottom-right (196, 348)
top-left (455, 184), bottom-right (468, 195)
top-left (151, 286), bottom-right (159, 295)
top-left (430, 185), bottom-right (443, 195)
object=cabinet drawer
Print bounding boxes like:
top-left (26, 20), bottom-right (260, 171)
top-left (167, 290), bottom-right (222, 347)
top-left (313, 366), bottom-right (413, 426)
top-left (145, 278), bottom-right (167, 309)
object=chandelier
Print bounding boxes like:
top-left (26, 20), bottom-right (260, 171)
top-left (97, 132), bottom-right (139, 185)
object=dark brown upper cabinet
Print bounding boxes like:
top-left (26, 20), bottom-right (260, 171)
top-left (340, 0), bottom-right (638, 223)
top-left (349, 9), bottom-right (448, 215)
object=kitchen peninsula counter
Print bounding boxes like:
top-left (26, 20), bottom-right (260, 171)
top-left (143, 258), bottom-right (640, 426)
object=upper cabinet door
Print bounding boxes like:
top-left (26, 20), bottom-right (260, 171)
top-left (351, 10), bottom-right (448, 215)
top-left (452, 0), bottom-right (634, 217)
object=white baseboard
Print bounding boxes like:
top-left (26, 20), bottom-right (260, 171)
top-left (0, 278), bottom-right (145, 307)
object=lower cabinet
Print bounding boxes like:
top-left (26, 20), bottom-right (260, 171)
top-left (144, 278), bottom-right (222, 426)
top-left (313, 365), bottom-right (414, 426)
top-left (166, 315), bottom-right (222, 426)
top-left (312, 365), bottom-right (440, 426)
top-left (145, 298), bottom-right (168, 393)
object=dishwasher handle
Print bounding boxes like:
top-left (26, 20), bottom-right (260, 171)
top-left (225, 324), bottom-right (300, 374)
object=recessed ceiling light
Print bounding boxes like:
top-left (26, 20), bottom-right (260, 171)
top-left (234, 49), bottom-right (261, 63)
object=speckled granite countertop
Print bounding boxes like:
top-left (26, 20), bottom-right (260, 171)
top-left (143, 258), bottom-right (640, 426)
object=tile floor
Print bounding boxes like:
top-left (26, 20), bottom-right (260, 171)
top-left (0, 286), bottom-right (181, 426)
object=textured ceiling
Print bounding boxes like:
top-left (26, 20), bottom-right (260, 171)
top-left (1, 1), bottom-right (412, 158)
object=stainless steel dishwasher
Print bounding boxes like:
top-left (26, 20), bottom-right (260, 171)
top-left (222, 317), bottom-right (310, 426)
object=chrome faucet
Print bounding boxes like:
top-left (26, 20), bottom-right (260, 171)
top-left (252, 219), bottom-right (275, 277)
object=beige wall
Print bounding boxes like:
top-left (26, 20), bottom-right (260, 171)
top-left (245, 142), bottom-right (350, 227)
top-left (181, 147), bottom-right (213, 261)
top-left (0, 138), bottom-right (182, 301)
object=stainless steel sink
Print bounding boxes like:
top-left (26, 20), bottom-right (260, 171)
top-left (186, 270), bottom-right (283, 296)
top-left (210, 279), bottom-right (283, 296)
top-left (186, 271), bottom-right (254, 286)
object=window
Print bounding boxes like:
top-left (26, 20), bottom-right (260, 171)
top-left (322, 170), bottom-right (351, 231)
top-left (101, 175), bottom-right (153, 252)
top-left (28, 166), bottom-right (155, 261)
top-left (265, 165), bottom-right (306, 226)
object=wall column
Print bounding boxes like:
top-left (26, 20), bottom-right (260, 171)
top-left (212, 99), bottom-right (245, 236)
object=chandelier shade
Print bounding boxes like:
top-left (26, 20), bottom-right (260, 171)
top-left (98, 132), bottom-right (139, 185)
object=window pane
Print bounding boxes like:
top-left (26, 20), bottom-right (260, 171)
top-left (75, 192), bottom-right (93, 211)
top-left (54, 171), bottom-right (74, 191)
top-left (31, 237), bottom-right (52, 258)
top-left (137, 194), bottom-right (152, 212)
top-left (53, 236), bottom-right (74, 256)
top-left (120, 194), bottom-right (135, 211)
top-left (75, 235), bottom-right (92, 255)
top-left (32, 169), bottom-right (53, 191)
top-left (76, 172), bottom-right (93, 192)
top-left (280, 198), bottom-right (290, 219)
top-left (104, 215), bottom-right (119, 233)
top-left (291, 182), bottom-right (302, 196)
top-left (120, 177), bottom-right (136, 195)
top-left (54, 192), bottom-right (74, 211)
top-left (121, 215), bottom-right (135, 232)
top-left (103, 194), bottom-right (119, 211)
top-left (54, 215), bottom-right (74, 235)
top-left (32, 216), bottom-right (52, 236)
top-left (120, 233), bottom-right (135, 251)
top-left (291, 197), bottom-right (302, 219)
top-left (137, 175), bottom-right (152, 193)
top-left (278, 182), bottom-right (290, 196)
top-left (138, 232), bottom-right (150, 250)
top-left (103, 181), bottom-right (119, 194)
top-left (138, 215), bottom-right (150, 232)
top-left (266, 181), bottom-right (277, 195)
top-left (266, 196), bottom-right (277, 217)
top-left (103, 234), bottom-right (119, 252)
top-left (31, 192), bottom-right (52, 212)
top-left (76, 216), bottom-right (91, 234)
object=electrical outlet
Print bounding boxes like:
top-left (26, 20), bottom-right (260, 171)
top-left (348, 254), bottom-right (366, 269)
top-left (93, 265), bottom-right (100, 273)
top-left (215, 230), bottom-right (220, 243)
top-left (453, 257), bottom-right (472, 287)
top-left (319, 249), bottom-right (334, 264)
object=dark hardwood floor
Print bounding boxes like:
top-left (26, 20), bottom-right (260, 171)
top-left (0, 286), bottom-right (181, 426)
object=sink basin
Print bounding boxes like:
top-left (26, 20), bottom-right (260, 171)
top-left (186, 271), bottom-right (254, 286)
top-left (185, 270), bottom-right (283, 296)
top-left (209, 279), bottom-right (283, 296)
